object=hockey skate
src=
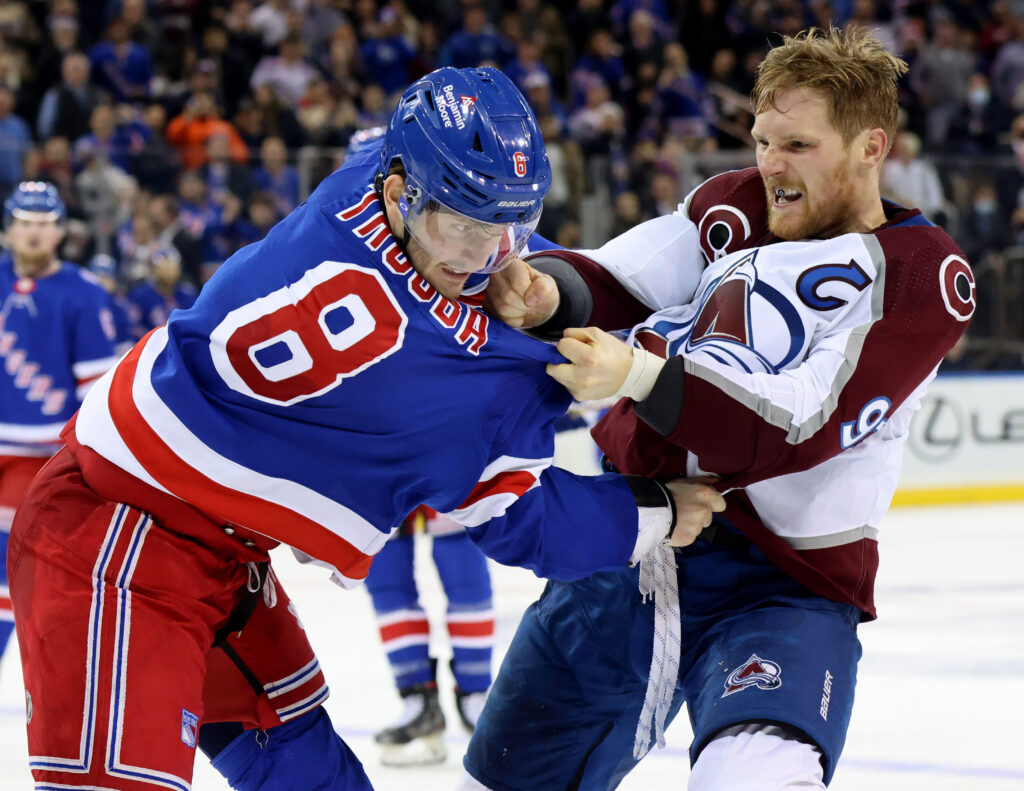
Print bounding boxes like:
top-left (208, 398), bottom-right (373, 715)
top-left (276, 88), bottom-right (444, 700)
top-left (454, 688), bottom-right (489, 733)
top-left (375, 683), bottom-right (447, 766)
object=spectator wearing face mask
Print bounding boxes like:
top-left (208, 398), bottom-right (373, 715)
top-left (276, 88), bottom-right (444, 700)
top-left (958, 180), bottom-right (1014, 342)
top-left (958, 180), bottom-right (1013, 263)
top-left (949, 72), bottom-right (1013, 154)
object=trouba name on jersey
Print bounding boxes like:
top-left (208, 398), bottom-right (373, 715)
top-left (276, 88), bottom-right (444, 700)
top-left (335, 190), bottom-right (491, 355)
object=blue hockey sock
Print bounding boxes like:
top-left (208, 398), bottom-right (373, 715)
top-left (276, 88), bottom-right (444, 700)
top-left (364, 534), bottom-right (434, 689)
top-left (433, 533), bottom-right (493, 692)
top-left (209, 707), bottom-right (372, 791)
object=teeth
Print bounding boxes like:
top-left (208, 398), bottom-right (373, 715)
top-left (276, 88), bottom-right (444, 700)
top-left (774, 188), bottom-right (801, 204)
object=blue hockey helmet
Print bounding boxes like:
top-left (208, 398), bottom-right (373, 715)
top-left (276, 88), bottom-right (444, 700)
top-left (87, 253), bottom-right (119, 278)
top-left (347, 125), bottom-right (387, 157)
top-left (379, 66), bottom-right (551, 273)
top-left (4, 181), bottom-right (66, 227)
top-left (150, 245), bottom-right (182, 270)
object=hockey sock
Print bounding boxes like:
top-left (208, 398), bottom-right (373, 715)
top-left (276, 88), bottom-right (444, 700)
top-left (364, 534), bottom-right (435, 689)
top-left (433, 533), bottom-right (494, 692)
top-left (209, 706), bottom-right (372, 791)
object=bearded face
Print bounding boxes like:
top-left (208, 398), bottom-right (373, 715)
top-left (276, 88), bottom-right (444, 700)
top-left (7, 217), bottom-right (64, 276)
top-left (753, 88), bottom-right (873, 241)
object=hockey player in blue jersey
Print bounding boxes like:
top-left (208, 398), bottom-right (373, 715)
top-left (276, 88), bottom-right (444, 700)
top-left (0, 181), bottom-right (119, 672)
top-left (348, 126), bottom-right (499, 768)
top-left (8, 67), bottom-right (723, 791)
top-left (124, 244), bottom-right (199, 338)
top-left (87, 253), bottom-right (137, 355)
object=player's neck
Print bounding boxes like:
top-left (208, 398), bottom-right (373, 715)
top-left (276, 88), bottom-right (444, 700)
top-left (838, 188), bottom-right (888, 236)
top-left (13, 256), bottom-right (60, 280)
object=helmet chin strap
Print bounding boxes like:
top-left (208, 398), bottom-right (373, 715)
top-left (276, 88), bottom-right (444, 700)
top-left (374, 172), bottom-right (415, 258)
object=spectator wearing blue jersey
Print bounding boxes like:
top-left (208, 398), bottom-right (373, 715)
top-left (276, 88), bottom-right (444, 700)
top-left (355, 82), bottom-right (393, 129)
top-left (72, 104), bottom-right (150, 175)
top-left (0, 88), bottom-right (32, 194)
top-left (437, 3), bottom-right (515, 69)
top-left (199, 132), bottom-right (254, 205)
top-left (570, 28), bottom-right (628, 108)
top-left (176, 169), bottom-right (235, 280)
top-left (359, 6), bottom-right (417, 98)
top-left (251, 135), bottom-right (299, 215)
top-left (223, 190), bottom-right (280, 250)
top-left (87, 16), bottom-right (153, 103)
top-left (503, 36), bottom-right (552, 97)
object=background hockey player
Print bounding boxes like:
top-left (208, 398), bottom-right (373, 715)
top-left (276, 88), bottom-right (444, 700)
top-left (0, 181), bottom-right (118, 674)
top-left (366, 506), bottom-right (494, 767)
top-left (124, 244), bottom-right (199, 338)
top-left (7, 67), bottom-right (723, 791)
top-left (86, 253), bottom-right (137, 356)
top-left (463, 28), bottom-right (976, 791)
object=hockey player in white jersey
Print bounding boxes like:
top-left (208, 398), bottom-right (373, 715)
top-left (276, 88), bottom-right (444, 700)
top-left (8, 67), bottom-right (722, 791)
top-left (464, 28), bottom-right (974, 791)
top-left (0, 181), bottom-right (118, 673)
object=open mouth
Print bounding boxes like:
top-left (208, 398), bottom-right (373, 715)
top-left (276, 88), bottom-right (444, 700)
top-left (773, 187), bottom-right (803, 206)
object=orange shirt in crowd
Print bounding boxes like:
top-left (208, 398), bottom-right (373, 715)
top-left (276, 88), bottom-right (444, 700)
top-left (165, 115), bottom-right (250, 170)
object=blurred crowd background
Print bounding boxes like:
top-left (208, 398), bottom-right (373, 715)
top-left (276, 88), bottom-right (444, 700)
top-left (0, 0), bottom-right (1021, 369)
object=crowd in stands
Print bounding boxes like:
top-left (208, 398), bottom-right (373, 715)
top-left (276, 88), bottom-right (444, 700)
top-left (0, 0), bottom-right (1023, 367)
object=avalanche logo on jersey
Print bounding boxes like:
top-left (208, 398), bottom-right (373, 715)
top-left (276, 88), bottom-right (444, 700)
top-left (722, 654), bottom-right (783, 697)
top-left (634, 249), bottom-right (805, 376)
top-left (697, 204), bottom-right (753, 263)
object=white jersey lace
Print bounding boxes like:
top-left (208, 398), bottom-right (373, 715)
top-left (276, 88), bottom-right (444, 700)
top-left (632, 540), bottom-right (681, 760)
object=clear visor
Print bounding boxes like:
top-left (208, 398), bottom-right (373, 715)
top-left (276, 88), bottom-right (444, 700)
top-left (398, 180), bottom-right (540, 275)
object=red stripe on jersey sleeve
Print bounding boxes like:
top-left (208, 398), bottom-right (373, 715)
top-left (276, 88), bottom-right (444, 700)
top-left (459, 469), bottom-right (536, 508)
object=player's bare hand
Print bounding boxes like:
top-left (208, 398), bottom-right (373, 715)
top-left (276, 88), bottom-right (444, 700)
top-left (664, 477), bottom-right (727, 547)
top-left (547, 326), bottom-right (634, 400)
top-left (484, 257), bottom-right (559, 328)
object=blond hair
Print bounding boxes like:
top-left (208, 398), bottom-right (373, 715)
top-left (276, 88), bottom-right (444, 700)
top-left (752, 27), bottom-right (908, 150)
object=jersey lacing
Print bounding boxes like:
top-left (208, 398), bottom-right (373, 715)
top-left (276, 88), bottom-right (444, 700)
top-left (632, 540), bottom-right (681, 760)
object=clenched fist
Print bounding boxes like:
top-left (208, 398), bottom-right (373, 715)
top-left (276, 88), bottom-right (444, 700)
top-left (665, 477), bottom-right (727, 547)
top-left (484, 257), bottom-right (560, 328)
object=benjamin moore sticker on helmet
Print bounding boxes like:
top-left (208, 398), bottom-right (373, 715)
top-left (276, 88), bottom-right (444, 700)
top-left (439, 84), bottom-right (473, 130)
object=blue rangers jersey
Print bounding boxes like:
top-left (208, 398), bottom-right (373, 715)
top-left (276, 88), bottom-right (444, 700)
top-left (72, 155), bottom-right (642, 586)
top-left (125, 280), bottom-right (199, 338)
top-left (0, 254), bottom-right (119, 457)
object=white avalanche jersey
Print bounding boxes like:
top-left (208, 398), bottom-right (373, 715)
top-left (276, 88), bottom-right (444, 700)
top-left (568, 168), bottom-right (974, 618)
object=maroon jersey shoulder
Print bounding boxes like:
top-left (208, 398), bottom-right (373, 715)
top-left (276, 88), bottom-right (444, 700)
top-left (684, 168), bottom-right (776, 262)
top-left (872, 222), bottom-right (976, 330)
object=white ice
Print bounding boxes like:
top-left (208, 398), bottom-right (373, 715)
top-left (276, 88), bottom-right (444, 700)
top-left (2, 501), bottom-right (1023, 790)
